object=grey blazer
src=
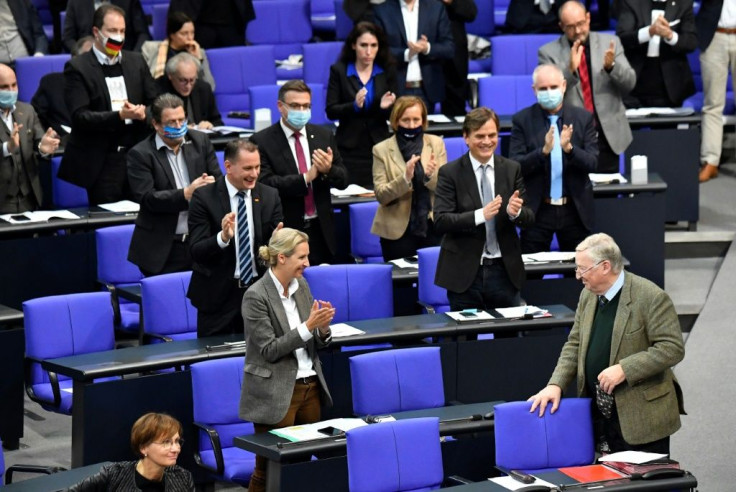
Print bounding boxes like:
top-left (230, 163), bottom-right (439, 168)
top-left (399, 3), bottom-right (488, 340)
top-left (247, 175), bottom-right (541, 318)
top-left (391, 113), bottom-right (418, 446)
top-left (548, 272), bottom-right (685, 445)
top-left (239, 273), bottom-right (332, 425)
top-left (538, 32), bottom-right (636, 155)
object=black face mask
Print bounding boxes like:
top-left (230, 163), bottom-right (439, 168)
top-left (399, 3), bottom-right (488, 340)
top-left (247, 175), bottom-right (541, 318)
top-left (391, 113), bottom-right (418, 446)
top-left (396, 125), bottom-right (423, 140)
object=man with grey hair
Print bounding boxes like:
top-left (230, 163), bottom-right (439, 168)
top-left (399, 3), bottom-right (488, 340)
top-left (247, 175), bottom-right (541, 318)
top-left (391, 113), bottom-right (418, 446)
top-left (510, 63), bottom-right (598, 253)
top-left (529, 233), bottom-right (685, 454)
top-left (127, 92), bottom-right (221, 276)
top-left (156, 52), bottom-right (222, 130)
top-left (539, 0), bottom-right (636, 173)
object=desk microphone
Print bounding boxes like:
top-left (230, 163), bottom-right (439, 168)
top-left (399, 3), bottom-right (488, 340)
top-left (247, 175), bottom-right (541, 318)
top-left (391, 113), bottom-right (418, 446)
top-left (440, 414), bottom-right (483, 424)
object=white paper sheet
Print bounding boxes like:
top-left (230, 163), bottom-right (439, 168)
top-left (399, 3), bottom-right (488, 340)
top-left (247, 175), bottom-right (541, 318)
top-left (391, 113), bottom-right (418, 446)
top-left (495, 306), bottom-right (548, 318)
top-left (98, 200), bottom-right (140, 213)
top-left (488, 476), bottom-right (556, 490)
top-left (522, 252), bottom-right (575, 263)
top-left (598, 451), bottom-right (668, 464)
top-left (330, 323), bottom-right (365, 338)
top-left (330, 184), bottom-right (374, 197)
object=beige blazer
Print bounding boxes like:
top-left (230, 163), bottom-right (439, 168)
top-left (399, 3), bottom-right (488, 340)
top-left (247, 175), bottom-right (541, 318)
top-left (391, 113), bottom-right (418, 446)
top-left (548, 272), bottom-right (685, 445)
top-left (371, 134), bottom-right (447, 240)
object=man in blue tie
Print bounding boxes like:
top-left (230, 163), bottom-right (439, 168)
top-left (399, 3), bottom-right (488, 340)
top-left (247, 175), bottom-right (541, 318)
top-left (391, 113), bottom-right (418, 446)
top-left (187, 139), bottom-right (283, 338)
top-left (510, 63), bottom-right (599, 254)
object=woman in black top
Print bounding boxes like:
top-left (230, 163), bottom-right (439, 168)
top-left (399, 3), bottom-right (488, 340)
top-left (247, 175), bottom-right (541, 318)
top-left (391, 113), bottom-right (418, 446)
top-left (68, 413), bottom-right (194, 491)
top-left (326, 22), bottom-right (398, 188)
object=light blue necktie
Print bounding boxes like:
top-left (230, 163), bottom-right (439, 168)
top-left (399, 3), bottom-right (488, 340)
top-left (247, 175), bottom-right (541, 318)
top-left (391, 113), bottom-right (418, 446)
top-left (480, 165), bottom-right (499, 256)
top-left (236, 191), bottom-right (253, 284)
top-left (549, 114), bottom-right (563, 200)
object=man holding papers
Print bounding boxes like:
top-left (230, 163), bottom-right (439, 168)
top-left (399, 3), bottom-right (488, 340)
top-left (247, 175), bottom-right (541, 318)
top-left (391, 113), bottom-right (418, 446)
top-left (529, 233), bottom-right (685, 454)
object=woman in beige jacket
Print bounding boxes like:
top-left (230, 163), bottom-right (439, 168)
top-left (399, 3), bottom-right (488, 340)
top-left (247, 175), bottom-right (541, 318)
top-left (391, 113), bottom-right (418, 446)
top-left (371, 96), bottom-right (447, 261)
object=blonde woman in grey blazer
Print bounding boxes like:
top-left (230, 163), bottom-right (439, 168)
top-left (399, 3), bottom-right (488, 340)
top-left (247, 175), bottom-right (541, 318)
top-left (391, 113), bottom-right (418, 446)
top-left (239, 228), bottom-right (335, 492)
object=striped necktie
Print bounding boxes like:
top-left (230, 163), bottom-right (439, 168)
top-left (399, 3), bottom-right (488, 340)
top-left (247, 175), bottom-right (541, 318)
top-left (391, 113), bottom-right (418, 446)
top-left (237, 191), bottom-right (253, 284)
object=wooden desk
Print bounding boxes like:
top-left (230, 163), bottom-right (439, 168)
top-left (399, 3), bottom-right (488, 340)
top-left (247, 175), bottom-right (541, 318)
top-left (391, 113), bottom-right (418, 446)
top-left (234, 402), bottom-right (500, 492)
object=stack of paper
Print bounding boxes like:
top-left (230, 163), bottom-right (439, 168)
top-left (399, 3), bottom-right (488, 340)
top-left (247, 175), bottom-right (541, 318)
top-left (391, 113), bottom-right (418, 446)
top-left (1, 210), bottom-right (80, 224)
top-left (270, 418), bottom-right (367, 442)
top-left (522, 252), bottom-right (575, 263)
top-left (495, 306), bottom-right (549, 319)
top-left (98, 200), bottom-right (140, 213)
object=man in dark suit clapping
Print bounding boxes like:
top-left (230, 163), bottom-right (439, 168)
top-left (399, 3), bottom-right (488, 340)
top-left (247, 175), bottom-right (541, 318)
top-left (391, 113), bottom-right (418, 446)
top-left (126, 93), bottom-right (221, 277)
top-left (187, 139), bottom-right (283, 338)
top-left (250, 80), bottom-right (348, 265)
top-left (434, 107), bottom-right (534, 311)
top-left (510, 64), bottom-right (598, 253)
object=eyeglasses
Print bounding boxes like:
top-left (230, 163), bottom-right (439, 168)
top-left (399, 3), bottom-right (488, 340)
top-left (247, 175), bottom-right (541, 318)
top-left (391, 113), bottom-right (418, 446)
top-left (174, 77), bottom-right (197, 86)
top-left (562, 20), bottom-right (588, 33)
top-left (153, 438), bottom-right (184, 449)
top-left (281, 101), bottom-right (312, 111)
top-left (574, 261), bottom-right (603, 276)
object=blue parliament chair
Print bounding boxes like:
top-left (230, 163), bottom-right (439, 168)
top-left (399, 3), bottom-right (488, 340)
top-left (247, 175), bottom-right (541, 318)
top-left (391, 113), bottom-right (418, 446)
top-left (141, 271), bottom-right (197, 342)
top-left (151, 3), bottom-right (169, 40)
top-left (494, 398), bottom-right (595, 473)
top-left (417, 246), bottom-right (450, 314)
top-left (333, 0), bottom-right (353, 40)
top-left (303, 41), bottom-right (342, 88)
top-left (15, 54), bottom-right (70, 103)
top-left (215, 150), bottom-right (225, 174)
top-left (495, 0), bottom-right (510, 27)
top-left (466, 0), bottom-right (495, 73)
top-left (22, 292), bottom-right (117, 414)
top-left (207, 45), bottom-right (277, 128)
top-left (490, 34), bottom-right (558, 75)
top-left (349, 346), bottom-right (445, 415)
top-left (348, 202), bottom-right (383, 263)
top-left (311, 0), bottom-right (336, 33)
top-left (95, 225), bottom-right (143, 334)
top-left (478, 75), bottom-right (535, 116)
top-left (443, 136), bottom-right (468, 162)
top-left (248, 0), bottom-right (313, 80)
top-left (29, 0), bottom-right (53, 45)
top-left (303, 264), bottom-right (393, 323)
top-left (191, 357), bottom-right (256, 486)
top-left (51, 156), bottom-right (88, 209)
top-left (346, 417), bottom-right (444, 492)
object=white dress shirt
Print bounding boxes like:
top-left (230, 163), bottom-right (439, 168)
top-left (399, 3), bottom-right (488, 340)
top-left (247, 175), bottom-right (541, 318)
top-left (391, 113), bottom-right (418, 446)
top-left (217, 178), bottom-right (258, 280)
top-left (267, 269), bottom-right (316, 379)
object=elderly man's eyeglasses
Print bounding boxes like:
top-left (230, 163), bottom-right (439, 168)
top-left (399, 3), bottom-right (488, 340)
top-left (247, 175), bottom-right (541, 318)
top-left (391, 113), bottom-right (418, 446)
top-left (562, 20), bottom-right (588, 33)
top-left (175, 77), bottom-right (197, 86)
top-left (153, 438), bottom-right (184, 449)
top-left (574, 261), bottom-right (603, 276)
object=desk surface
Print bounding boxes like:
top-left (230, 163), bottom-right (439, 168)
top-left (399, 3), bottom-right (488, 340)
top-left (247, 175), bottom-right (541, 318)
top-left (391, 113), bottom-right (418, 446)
top-left (454, 471), bottom-right (697, 491)
top-left (41, 334), bottom-right (243, 381)
top-left (3, 462), bottom-right (110, 491)
top-left (234, 401), bottom-right (499, 462)
top-left (0, 207), bottom-right (135, 236)
top-left (41, 306), bottom-right (573, 380)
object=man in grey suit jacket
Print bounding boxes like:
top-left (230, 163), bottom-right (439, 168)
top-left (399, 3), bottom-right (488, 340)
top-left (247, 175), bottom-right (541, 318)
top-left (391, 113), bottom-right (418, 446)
top-left (539, 0), bottom-right (636, 173)
top-left (530, 233), bottom-right (685, 454)
top-left (0, 63), bottom-right (60, 213)
top-left (240, 228), bottom-right (334, 492)
top-left (127, 93), bottom-right (221, 276)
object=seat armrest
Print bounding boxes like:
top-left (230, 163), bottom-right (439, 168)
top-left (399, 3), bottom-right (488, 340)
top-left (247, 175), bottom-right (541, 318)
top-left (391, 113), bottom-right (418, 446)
top-left (143, 333), bottom-right (173, 343)
top-left (445, 475), bottom-right (475, 486)
top-left (192, 421), bottom-right (225, 476)
top-left (5, 465), bottom-right (66, 484)
top-left (23, 357), bottom-right (62, 410)
top-left (417, 300), bottom-right (436, 314)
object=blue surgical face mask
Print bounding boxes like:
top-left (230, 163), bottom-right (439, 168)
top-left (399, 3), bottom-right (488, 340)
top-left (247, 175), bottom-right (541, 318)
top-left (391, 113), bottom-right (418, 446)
top-left (536, 88), bottom-right (563, 110)
top-left (0, 90), bottom-right (18, 109)
top-left (162, 120), bottom-right (188, 140)
top-left (286, 109), bottom-right (311, 129)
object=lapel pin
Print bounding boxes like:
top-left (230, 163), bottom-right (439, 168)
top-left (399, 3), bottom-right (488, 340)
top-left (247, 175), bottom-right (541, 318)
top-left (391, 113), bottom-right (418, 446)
top-left (254, 198), bottom-right (260, 202)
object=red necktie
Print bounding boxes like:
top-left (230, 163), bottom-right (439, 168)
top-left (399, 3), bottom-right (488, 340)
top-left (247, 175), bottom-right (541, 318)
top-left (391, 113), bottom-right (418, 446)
top-left (578, 49), bottom-right (595, 114)
top-left (293, 131), bottom-right (316, 216)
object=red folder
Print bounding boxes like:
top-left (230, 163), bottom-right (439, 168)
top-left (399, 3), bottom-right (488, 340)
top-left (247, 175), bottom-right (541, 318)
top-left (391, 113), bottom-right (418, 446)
top-left (558, 464), bottom-right (628, 483)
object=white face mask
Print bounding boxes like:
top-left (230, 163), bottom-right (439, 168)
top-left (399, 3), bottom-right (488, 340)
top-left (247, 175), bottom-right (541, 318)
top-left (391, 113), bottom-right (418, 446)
top-left (99, 31), bottom-right (125, 56)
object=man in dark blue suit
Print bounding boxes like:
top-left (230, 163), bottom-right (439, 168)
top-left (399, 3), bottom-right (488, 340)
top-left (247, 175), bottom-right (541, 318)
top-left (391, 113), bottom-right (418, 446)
top-left (510, 64), bottom-right (598, 254)
top-left (373, 0), bottom-right (454, 109)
